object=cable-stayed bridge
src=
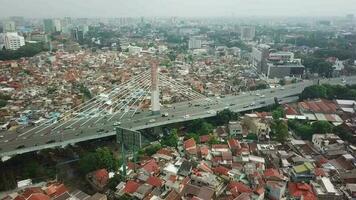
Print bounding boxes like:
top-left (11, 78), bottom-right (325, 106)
top-left (1, 62), bottom-right (356, 158)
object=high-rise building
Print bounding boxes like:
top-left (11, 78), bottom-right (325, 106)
top-left (240, 26), bottom-right (255, 41)
top-left (53, 19), bottom-right (62, 32)
top-left (251, 44), bottom-right (270, 73)
top-left (188, 37), bottom-right (202, 49)
top-left (3, 21), bottom-right (16, 32)
top-left (0, 32), bottom-right (25, 50)
top-left (43, 19), bottom-right (55, 33)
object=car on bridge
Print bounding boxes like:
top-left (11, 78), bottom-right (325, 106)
top-left (183, 114), bottom-right (190, 119)
top-left (149, 119), bottom-right (156, 123)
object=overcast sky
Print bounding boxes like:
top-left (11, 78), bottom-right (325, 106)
top-left (0, 0), bottom-right (355, 18)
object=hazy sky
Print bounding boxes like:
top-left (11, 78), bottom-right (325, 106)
top-left (0, 0), bottom-right (355, 18)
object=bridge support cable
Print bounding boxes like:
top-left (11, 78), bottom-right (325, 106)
top-left (65, 72), bottom-right (151, 128)
top-left (129, 89), bottom-right (152, 118)
top-left (106, 79), bottom-right (152, 122)
top-left (78, 75), bottom-right (152, 127)
top-left (159, 80), bottom-right (203, 101)
top-left (33, 71), bottom-right (151, 134)
top-left (93, 80), bottom-right (152, 124)
top-left (159, 74), bottom-right (208, 100)
top-left (20, 71), bottom-right (150, 137)
top-left (159, 75), bottom-right (209, 101)
top-left (116, 82), bottom-right (152, 121)
top-left (15, 73), bottom-right (121, 133)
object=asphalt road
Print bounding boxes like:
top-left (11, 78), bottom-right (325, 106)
top-left (1, 76), bottom-right (355, 157)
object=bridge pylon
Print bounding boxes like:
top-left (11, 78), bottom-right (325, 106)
top-left (151, 61), bottom-right (160, 115)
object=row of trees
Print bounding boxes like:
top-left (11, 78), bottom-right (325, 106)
top-left (301, 84), bottom-right (356, 100)
top-left (0, 42), bottom-right (47, 60)
top-left (288, 120), bottom-right (333, 140)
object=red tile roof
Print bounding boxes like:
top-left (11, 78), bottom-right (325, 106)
top-left (288, 182), bottom-right (317, 200)
top-left (156, 148), bottom-right (173, 157)
top-left (228, 181), bottom-right (253, 193)
top-left (214, 166), bottom-right (230, 176)
top-left (124, 181), bottom-right (140, 194)
top-left (22, 188), bottom-right (43, 199)
top-left (94, 169), bottom-right (109, 185)
top-left (184, 138), bottom-right (196, 150)
top-left (200, 146), bottom-right (209, 156)
top-left (314, 168), bottom-right (326, 177)
top-left (264, 168), bottom-right (283, 179)
top-left (27, 194), bottom-right (50, 200)
top-left (199, 135), bottom-right (210, 143)
top-left (142, 159), bottom-right (160, 174)
top-left (228, 139), bottom-right (241, 150)
top-left (212, 144), bottom-right (229, 150)
top-left (146, 176), bottom-right (163, 187)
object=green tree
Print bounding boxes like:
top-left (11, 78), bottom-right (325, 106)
top-left (0, 99), bottom-right (7, 108)
top-left (300, 85), bottom-right (327, 100)
top-left (271, 120), bottom-right (289, 142)
top-left (161, 129), bottom-right (179, 147)
top-left (272, 106), bottom-right (285, 120)
top-left (215, 109), bottom-right (240, 125)
top-left (79, 147), bottom-right (118, 174)
top-left (311, 121), bottom-right (333, 134)
top-left (208, 134), bottom-right (219, 145)
top-left (144, 144), bottom-right (161, 156)
top-left (186, 133), bottom-right (199, 142)
top-left (187, 119), bottom-right (213, 135)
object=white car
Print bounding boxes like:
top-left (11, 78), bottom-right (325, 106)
top-left (114, 122), bottom-right (121, 126)
top-left (183, 114), bottom-right (190, 119)
top-left (260, 95), bottom-right (265, 98)
top-left (149, 119), bottom-right (156, 123)
top-left (207, 110), bottom-right (216, 114)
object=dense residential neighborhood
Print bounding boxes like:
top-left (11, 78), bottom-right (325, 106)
top-left (1, 1), bottom-right (356, 200)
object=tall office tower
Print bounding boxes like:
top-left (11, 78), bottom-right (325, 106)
top-left (43, 19), bottom-right (55, 33)
top-left (53, 19), bottom-right (62, 32)
top-left (240, 26), bottom-right (255, 41)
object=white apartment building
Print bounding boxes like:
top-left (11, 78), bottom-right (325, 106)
top-left (0, 32), bottom-right (25, 50)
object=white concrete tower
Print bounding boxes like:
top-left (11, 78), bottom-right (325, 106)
top-left (151, 61), bottom-right (160, 115)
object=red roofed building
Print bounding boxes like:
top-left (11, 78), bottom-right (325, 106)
top-left (27, 193), bottom-right (50, 200)
top-left (184, 138), bottom-right (197, 155)
top-left (93, 169), bottom-right (109, 188)
top-left (227, 139), bottom-right (241, 152)
top-left (213, 166), bottom-right (230, 176)
top-left (146, 176), bottom-right (163, 187)
top-left (199, 135), bottom-right (210, 143)
top-left (264, 168), bottom-right (285, 181)
top-left (22, 188), bottom-right (43, 199)
top-left (288, 182), bottom-right (317, 200)
top-left (141, 159), bottom-right (160, 175)
top-left (228, 181), bottom-right (253, 194)
top-left (45, 183), bottom-right (68, 198)
top-left (124, 181), bottom-right (140, 194)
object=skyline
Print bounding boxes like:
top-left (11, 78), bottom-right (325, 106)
top-left (0, 0), bottom-right (356, 18)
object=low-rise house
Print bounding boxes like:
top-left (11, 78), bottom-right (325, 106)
top-left (291, 162), bottom-right (315, 182)
top-left (312, 133), bottom-right (345, 152)
top-left (310, 177), bottom-right (342, 200)
top-left (266, 181), bottom-right (286, 200)
top-left (288, 182), bottom-right (317, 200)
top-left (180, 183), bottom-right (215, 200)
top-left (228, 121), bottom-right (242, 137)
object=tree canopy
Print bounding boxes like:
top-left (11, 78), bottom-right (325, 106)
top-left (79, 147), bottom-right (118, 174)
